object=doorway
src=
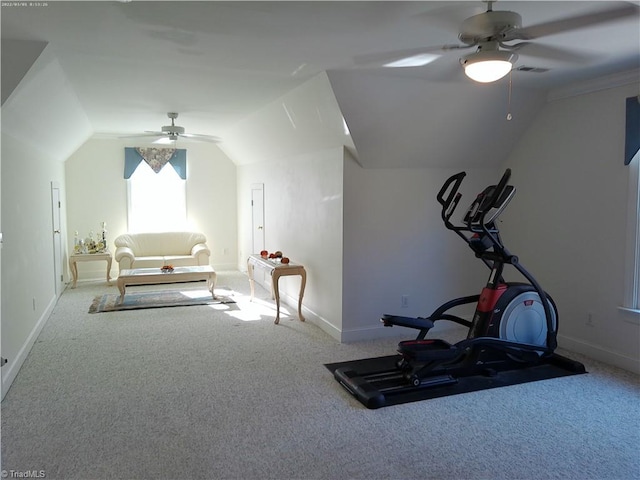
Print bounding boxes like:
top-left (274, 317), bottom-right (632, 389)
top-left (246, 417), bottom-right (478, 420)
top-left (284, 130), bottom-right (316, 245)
top-left (251, 183), bottom-right (265, 255)
top-left (51, 182), bottom-right (64, 297)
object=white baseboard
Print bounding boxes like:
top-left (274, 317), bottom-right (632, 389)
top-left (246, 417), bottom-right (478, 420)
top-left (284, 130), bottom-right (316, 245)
top-left (274, 293), bottom-right (466, 343)
top-left (557, 334), bottom-right (640, 374)
top-left (277, 291), bottom-right (343, 341)
top-left (1, 294), bottom-right (57, 401)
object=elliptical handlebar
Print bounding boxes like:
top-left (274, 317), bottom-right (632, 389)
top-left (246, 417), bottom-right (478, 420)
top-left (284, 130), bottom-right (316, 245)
top-left (437, 172), bottom-right (466, 225)
top-left (437, 171), bottom-right (466, 209)
top-left (438, 169), bottom-right (514, 232)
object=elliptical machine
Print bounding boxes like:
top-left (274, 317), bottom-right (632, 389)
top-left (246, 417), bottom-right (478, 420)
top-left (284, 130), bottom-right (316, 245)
top-left (334, 169), bottom-right (585, 408)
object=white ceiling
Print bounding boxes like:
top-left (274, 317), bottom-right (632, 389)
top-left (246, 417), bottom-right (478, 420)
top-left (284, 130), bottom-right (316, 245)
top-left (2, 1), bottom-right (639, 167)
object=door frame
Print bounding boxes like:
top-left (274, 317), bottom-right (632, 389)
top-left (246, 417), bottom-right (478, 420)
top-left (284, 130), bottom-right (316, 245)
top-left (51, 181), bottom-right (65, 297)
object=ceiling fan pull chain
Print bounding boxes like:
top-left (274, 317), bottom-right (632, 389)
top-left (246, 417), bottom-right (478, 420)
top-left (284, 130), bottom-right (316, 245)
top-left (506, 71), bottom-right (513, 121)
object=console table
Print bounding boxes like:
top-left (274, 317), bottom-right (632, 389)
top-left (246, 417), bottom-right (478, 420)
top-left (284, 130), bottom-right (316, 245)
top-left (69, 251), bottom-right (112, 288)
top-left (247, 254), bottom-right (306, 324)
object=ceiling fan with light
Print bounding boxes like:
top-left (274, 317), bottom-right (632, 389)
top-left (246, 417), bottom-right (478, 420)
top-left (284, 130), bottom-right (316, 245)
top-left (121, 112), bottom-right (221, 144)
top-left (354, 0), bottom-right (639, 83)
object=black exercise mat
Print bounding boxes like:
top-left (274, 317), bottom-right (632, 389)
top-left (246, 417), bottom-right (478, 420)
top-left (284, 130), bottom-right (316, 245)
top-left (325, 353), bottom-right (586, 409)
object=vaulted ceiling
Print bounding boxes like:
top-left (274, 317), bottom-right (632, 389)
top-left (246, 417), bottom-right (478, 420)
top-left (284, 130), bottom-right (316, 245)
top-left (2, 1), bottom-right (639, 168)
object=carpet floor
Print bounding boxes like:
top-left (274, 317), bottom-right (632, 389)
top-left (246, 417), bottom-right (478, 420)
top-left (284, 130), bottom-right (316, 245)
top-left (2, 271), bottom-right (639, 480)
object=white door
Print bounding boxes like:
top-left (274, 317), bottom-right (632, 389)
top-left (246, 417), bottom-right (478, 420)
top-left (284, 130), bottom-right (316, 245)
top-left (51, 182), bottom-right (65, 296)
top-left (251, 183), bottom-right (265, 254)
top-left (1, 147), bottom-right (4, 404)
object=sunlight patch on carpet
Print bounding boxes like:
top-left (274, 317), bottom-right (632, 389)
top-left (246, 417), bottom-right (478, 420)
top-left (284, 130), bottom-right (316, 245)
top-left (223, 296), bottom-right (285, 322)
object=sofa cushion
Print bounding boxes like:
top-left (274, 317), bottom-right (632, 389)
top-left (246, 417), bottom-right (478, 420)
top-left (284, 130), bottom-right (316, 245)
top-left (129, 255), bottom-right (197, 269)
top-left (115, 232), bottom-right (207, 256)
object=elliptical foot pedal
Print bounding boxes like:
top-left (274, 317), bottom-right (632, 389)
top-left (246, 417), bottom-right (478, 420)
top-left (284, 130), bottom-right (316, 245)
top-left (381, 314), bottom-right (434, 331)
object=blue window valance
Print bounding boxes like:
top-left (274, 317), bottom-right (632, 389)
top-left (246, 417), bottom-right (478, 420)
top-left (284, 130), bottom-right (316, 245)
top-left (124, 147), bottom-right (187, 179)
top-left (625, 96), bottom-right (640, 166)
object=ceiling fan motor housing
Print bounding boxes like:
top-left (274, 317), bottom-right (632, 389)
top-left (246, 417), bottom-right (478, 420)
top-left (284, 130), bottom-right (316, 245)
top-left (458, 11), bottom-right (522, 44)
top-left (162, 125), bottom-right (185, 135)
top-left (162, 112), bottom-right (184, 136)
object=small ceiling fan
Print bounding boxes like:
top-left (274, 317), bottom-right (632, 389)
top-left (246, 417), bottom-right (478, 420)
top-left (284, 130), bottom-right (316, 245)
top-left (122, 112), bottom-right (221, 144)
top-left (354, 1), bottom-right (639, 83)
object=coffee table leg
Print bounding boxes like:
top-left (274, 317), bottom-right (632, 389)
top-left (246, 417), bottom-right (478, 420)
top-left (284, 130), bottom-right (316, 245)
top-left (208, 272), bottom-right (217, 299)
top-left (106, 256), bottom-right (112, 285)
top-left (117, 280), bottom-right (126, 304)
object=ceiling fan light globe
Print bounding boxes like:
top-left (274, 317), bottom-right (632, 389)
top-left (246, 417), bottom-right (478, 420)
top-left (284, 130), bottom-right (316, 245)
top-left (461, 50), bottom-right (517, 83)
top-left (465, 60), bottom-right (512, 82)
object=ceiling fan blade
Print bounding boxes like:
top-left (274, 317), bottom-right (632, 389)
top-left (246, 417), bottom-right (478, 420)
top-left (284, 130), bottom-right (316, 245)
top-left (412, 2), bottom-right (485, 34)
top-left (180, 133), bottom-right (221, 143)
top-left (118, 132), bottom-right (164, 139)
top-left (507, 42), bottom-right (593, 64)
top-left (353, 44), bottom-right (468, 68)
top-left (506, 3), bottom-right (639, 41)
top-left (420, 57), bottom-right (468, 82)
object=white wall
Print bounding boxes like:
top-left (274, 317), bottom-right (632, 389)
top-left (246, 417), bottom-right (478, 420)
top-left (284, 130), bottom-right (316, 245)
top-left (502, 79), bottom-right (640, 373)
top-left (342, 159), bottom-right (498, 341)
top-left (1, 44), bottom-right (88, 399)
top-left (327, 69), bottom-right (547, 169)
top-left (221, 72), bottom-right (354, 166)
top-left (65, 138), bottom-right (238, 279)
top-left (237, 148), bottom-right (344, 336)
top-left (228, 72), bottom-right (351, 338)
top-left (1, 133), bottom-right (66, 397)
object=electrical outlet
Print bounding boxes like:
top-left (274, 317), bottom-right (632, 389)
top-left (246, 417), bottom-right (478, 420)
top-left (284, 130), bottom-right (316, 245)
top-left (401, 295), bottom-right (409, 308)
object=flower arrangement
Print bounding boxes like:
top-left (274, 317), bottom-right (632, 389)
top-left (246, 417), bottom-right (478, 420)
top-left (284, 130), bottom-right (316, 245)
top-left (74, 222), bottom-right (108, 254)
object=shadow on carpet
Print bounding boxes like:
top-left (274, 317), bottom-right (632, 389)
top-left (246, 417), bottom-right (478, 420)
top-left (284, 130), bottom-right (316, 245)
top-left (89, 288), bottom-right (236, 313)
top-left (325, 353), bottom-right (586, 409)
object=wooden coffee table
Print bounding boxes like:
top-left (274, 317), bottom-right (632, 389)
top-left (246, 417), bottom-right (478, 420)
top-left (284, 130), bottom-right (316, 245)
top-left (116, 266), bottom-right (216, 303)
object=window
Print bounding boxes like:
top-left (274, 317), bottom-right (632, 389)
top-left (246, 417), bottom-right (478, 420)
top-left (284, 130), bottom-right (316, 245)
top-left (127, 161), bottom-right (187, 232)
top-left (623, 151), bottom-right (640, 312)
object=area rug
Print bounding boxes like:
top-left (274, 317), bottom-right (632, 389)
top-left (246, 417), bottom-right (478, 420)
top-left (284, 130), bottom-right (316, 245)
top-left (89, 288), bottom-right (236, 313)
top-left (326, 353), bottom-right (586, 409)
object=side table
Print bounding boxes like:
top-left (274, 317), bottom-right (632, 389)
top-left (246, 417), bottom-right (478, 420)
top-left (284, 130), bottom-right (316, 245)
top-left (247, 254), bottom-right (306, 324)
top-left (69, 251), bottom-right (113, 288)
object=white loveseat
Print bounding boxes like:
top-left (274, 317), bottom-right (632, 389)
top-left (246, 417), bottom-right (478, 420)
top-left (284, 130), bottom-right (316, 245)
top-left (114, 232), bottom-right (210, 271)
